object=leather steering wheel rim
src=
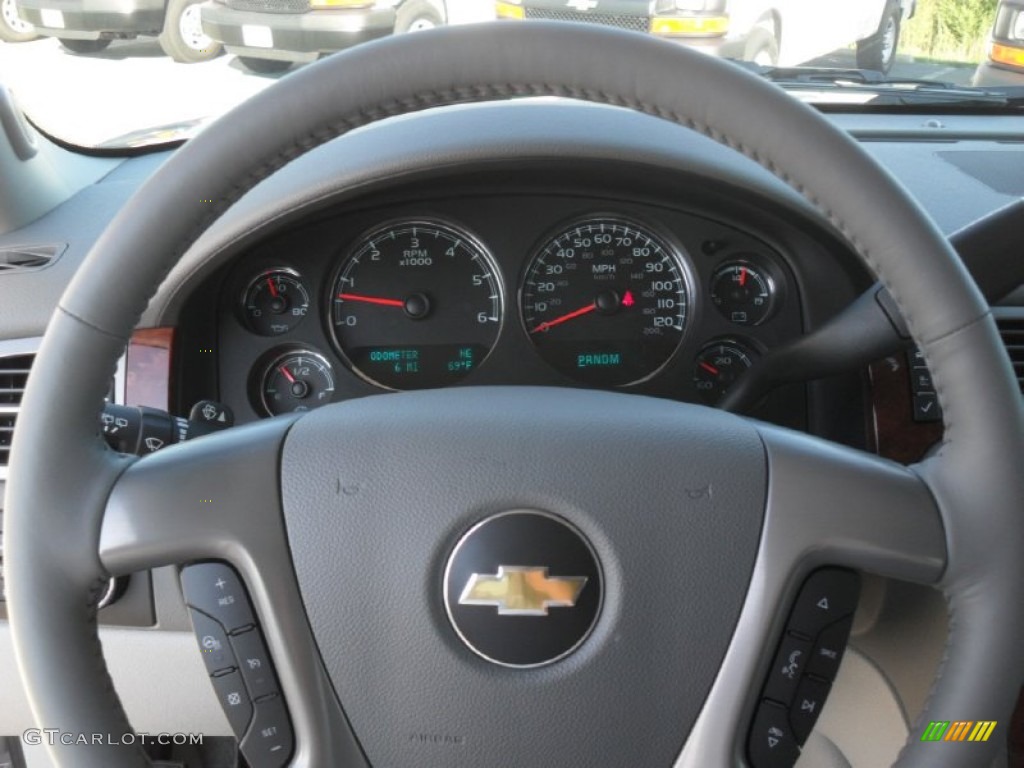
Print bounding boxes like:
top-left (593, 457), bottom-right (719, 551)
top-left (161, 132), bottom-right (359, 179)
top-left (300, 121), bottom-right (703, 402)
top-left (6, 21), bottom-right (1024, 768)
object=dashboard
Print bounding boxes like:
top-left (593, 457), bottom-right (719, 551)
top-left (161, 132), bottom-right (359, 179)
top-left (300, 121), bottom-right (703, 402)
top-left (173, 127), bottom-right (884, 443)
top-left (213, 190), bottom-right (809, 425)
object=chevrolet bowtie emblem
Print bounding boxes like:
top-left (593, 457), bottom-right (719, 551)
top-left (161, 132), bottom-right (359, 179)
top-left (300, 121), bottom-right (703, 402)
top-left (459, 566), bottom-right (587, 616)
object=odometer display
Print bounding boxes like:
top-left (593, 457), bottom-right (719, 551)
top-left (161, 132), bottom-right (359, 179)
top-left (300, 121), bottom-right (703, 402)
top-left (329, 220), bottom-right (503, 390)
top-left (520, 217), bottom-right (689, 386)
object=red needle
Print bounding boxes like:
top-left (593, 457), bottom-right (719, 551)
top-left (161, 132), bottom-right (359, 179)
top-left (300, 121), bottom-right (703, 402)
top-left (279, 366), bottom-right (296, 384)
top-left (338, 292), bottom-right (405, 308)
top-left (738, 267), bottom-right (748, 287)
top-left (531, 302), bottom-right (597, 334)
top-left (699, 361), bottom-right (720, 375)
top-left (267, 278), bottom-right (279, 298)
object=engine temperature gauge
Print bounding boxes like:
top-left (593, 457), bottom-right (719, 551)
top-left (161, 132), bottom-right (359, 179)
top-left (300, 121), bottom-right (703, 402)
top-left (257, 349), bottom-right (335, 416)
top-left (694, 341), bottom-right (756, 405)
top-left (242, 268), bottom-right (311, 336)
top-left (710, 260), bottom-right (776, 326)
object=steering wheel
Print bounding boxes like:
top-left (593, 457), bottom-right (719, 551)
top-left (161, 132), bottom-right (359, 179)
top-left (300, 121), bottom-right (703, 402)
top-left (6, 21), bottom-right (1024, 768)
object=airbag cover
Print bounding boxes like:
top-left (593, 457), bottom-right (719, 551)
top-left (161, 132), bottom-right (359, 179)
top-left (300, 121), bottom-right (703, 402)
top-left (281, 387), bottom-right (766, 767)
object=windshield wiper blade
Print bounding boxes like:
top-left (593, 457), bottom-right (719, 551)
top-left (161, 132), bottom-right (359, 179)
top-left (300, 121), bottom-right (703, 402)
top-left (752, 65), bottom-right (955, 88)
top-left (735, 63), bottom-right (1011, 107)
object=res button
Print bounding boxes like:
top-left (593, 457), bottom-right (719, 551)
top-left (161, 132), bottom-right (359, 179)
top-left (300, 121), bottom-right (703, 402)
top-left (181, 563), bottom-right (256, 633)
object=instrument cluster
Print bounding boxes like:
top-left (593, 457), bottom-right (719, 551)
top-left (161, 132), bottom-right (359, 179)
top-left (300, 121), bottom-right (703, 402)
top-left (220, 201), bottom-right (799, 420)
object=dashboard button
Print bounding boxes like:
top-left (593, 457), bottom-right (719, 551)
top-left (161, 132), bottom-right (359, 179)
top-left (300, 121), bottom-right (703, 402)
top-left (748, 699), bottom-right (800, 768)
top-left (910, 369), bottom-right (934, 393)
top-left (241, 695), bottom-right (293, 768)
top-left (913, 393), bottom-right (942, 423)
top-left (230, 627), bottom-right (279, 701)
top-left (189, 609), bottom-right (236, 675)
top-left (788, 569), bottom-right (860, 639)
top-left (181, 563), bottom-right (255, 633)
top-left (210, 669), bottom-right (253, 738)
top-left (790, 675), bottom-right (831, 744)
top-left (807, 616), bottom-right (853, 682)
top-left (764, 634), bottom-right (812, 706)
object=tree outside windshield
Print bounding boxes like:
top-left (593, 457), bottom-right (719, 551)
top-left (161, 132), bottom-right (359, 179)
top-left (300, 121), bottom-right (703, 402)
top-left (0, 0), bottom-right (1016, 148)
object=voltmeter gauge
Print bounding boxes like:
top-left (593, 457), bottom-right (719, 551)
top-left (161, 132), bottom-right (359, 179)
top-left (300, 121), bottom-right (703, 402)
top-left (709, 261), bottom-right (776, 326)
top-left (242, 268), bottom-right (311, 336)
top-left (257, 349), bottom-right (335, 416)
top-left (693, 341), bottom-right (756, 405)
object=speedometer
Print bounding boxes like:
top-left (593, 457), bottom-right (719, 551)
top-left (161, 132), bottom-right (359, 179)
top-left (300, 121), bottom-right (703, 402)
top-left (329, 220), bottom-right (503, 390)
top-left (520, 216), bottom-right (690, 386)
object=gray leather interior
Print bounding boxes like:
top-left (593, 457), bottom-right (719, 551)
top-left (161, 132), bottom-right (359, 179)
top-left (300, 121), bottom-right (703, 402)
top-left (4, 20), bottom-right (1023, 768)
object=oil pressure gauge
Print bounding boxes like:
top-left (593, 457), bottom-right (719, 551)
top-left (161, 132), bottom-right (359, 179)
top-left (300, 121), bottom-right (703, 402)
top-left (242, 268), bottom-right (311, 336)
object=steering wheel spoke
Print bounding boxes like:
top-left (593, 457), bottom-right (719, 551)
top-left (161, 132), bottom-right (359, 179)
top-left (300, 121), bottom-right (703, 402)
top-left (99, 416), bottom-right (296, 574)
top-left (100, 413), bottom-right (366, 767)
top-left (678, 425), bottom-right (946, 765)
top-left (757, 425), bottom-right (946, 582)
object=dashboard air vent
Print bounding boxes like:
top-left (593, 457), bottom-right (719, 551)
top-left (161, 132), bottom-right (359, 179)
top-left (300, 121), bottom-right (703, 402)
top-left (0, 353), bottom-right (32, 469)
top-left (0, 244), bottom-right (65, 274)
top-left (996, 315), bottom-right (1024, 395)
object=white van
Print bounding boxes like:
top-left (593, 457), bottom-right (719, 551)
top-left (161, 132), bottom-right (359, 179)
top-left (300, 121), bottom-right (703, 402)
top-left (496, 0), bottom-right (915, 72)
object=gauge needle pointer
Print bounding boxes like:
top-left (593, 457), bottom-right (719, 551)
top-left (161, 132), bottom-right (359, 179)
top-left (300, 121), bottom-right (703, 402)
top-left (279, 365), bottom-right (297, 383)
top-left (530, 302), bottom-right (597, 334)
top-left (267, 278), bottom-right (279, 298)
top-left (338, 292), bottom-right (405, 308)
top-left (699, 361), bottom-right (720, 375)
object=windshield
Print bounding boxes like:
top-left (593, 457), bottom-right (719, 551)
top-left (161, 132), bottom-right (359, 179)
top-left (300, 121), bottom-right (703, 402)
top-left (0, 0), bottom-right (1020, 148)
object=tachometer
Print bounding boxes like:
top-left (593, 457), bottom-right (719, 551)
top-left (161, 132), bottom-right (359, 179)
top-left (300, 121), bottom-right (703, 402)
top-left (520, 216), bottom-right (690, 386)
top-left (329, 220), bottom-right (503, 390)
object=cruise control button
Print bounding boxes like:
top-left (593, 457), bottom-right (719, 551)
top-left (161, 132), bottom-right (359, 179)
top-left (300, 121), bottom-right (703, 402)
top-left (210, 669), bottom-right (253, 738)
top-left (764, 634), bottom-right (812, 705)
top-left (181, 563), bottom-right (255, 633)
top-left (241, 695), bottom-right (293, 768)
top-left (788, 569), bottom-right (860, 639)
top-left (790, 675), bottom-right (832, 744)
top-left (189, 609), bottom-right (236, 675)
top-left (748, 700), bottom-right (800, 768)
top-left (230, 628), bottom-right (278, 701)
top-left (807, 616), bottom-right (853, 681)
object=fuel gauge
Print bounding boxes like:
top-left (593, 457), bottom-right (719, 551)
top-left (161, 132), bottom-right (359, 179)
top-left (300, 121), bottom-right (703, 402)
top-left (242, 268), bottom-right (310, 336)
top-left (257, 349), bottom-right (335, 416)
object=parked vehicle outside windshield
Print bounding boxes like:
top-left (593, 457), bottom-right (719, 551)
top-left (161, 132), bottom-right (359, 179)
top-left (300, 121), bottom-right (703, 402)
top-left (0, 0), bottom-right (1015, 148)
